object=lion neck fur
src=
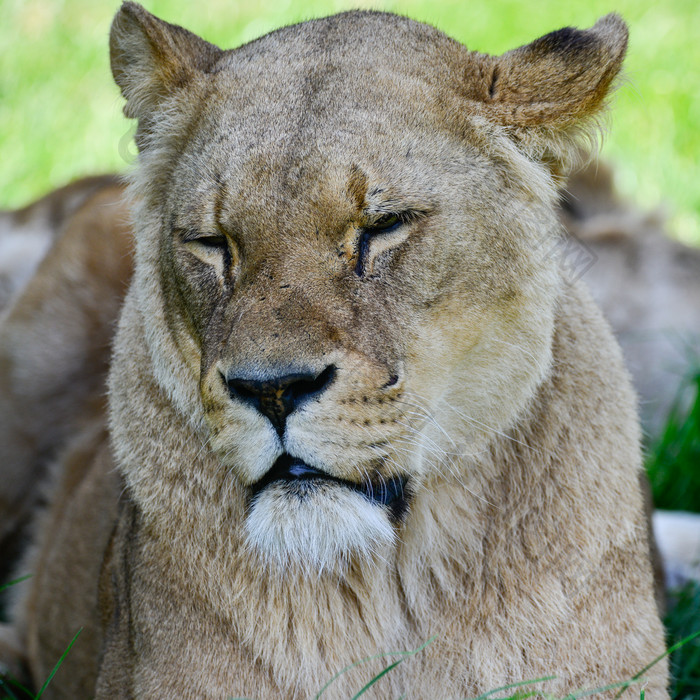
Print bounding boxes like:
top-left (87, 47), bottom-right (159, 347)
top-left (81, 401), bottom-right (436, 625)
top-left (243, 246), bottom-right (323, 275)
top-left (108, 269), bottom-right (650, 694)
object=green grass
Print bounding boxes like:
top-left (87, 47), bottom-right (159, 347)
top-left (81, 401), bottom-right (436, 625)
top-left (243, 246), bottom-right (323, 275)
top-left (1, 0), bottom-right (700, 244)
top-left (665, 581), bottom-right (700, 699)
top-left (647, 369), bottom-right (700, 512)
top-left (644, 364), bottom-right (700, 697)
top-left (0, 626), bottom-right (81, 700)
top-left (231, 628), bottom-right (696, 699)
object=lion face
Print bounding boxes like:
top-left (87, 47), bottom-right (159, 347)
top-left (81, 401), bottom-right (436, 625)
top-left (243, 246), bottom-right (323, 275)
top-left (110, 8), bottom-right (626, 571)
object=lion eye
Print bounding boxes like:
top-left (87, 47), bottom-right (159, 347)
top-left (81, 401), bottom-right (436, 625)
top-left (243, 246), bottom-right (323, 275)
top-left (355, 214), bottom-right (404, 276)
top-left (188, 234), bottom-right (228, 250)
top-left (178, 229), bottom-right (234, 275)
top-left (367, 213), bottom-right (401, 233)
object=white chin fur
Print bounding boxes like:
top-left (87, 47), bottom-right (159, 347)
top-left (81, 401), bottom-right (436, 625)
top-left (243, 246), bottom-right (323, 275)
top-left (244, 482), bottom-right (395, 574)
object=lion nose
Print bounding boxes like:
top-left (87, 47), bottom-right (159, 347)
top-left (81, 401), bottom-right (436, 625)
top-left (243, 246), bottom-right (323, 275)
top-left (226, 365), bottom-right (336, 438)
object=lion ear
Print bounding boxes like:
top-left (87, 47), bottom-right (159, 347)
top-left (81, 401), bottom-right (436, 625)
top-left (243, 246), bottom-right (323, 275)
top-left (468, 14), bottom-right (628, 172)
top-left (110, 2), bottom-right (222, 126)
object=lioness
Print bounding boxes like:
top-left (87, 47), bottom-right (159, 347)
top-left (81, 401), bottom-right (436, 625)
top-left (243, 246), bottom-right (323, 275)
top-left (1, 4), bottom-right (667, 698)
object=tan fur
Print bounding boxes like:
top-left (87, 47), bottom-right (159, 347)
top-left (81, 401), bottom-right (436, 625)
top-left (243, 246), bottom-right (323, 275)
top-left (2, 5), bottom-right (667, 698)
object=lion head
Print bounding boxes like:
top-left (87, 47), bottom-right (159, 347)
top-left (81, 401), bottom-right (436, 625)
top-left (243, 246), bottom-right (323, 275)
top-left (109, 4), bottom-right (627, 573)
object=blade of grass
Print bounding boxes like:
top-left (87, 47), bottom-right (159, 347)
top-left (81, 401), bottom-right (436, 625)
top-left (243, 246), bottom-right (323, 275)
top-left (563, 678), bottom-right (643, 699)
top-left (34, 628), bottom-right (82, 699)
top-left (612, 628), bottom-right (700, 699)
top-left (466, 676), bottom-right (557, 700)
top-left (0, 677), bottom-right (23, 700)
top-left (468, 691), bottom-right (552, 700)
top-left (350, 659), bottom-right (404, 699)
top-left (0, 676), bottom-right (34, 699)
top-left (315, 636), bottom-right (435, 699)
top-left (0, 577), bottom-right (32, 595)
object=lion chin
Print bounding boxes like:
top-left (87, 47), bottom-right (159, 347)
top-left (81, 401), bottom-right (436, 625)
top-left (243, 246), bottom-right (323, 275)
top-left (245, 483), bottom-right (395, 573)
top-left (244, 455), bottom-right (403, 572)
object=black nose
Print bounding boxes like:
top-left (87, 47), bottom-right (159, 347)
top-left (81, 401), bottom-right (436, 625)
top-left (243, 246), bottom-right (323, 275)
top-left (226, 365), bottom-right (336, 437)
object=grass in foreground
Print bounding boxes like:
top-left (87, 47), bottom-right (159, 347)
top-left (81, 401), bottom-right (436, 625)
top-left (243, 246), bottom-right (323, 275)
top-left (665, 580), bottom-right (700, 699)
top-left (645, 364), bottom-right (700, 697)
top-left (227, 627), bottom-right (696, 699)
top-left (322, 625), bottom-right (699, 699)
top-left (0, 629), bottom-right (81, 700)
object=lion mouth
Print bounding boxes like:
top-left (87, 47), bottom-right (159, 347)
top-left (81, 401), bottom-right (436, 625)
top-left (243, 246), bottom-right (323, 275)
top-left (250, 453), bottom-right (408, 513)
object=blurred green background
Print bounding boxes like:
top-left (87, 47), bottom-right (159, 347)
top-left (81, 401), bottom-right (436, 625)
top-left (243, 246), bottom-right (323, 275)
top-left (1, 0), bottom-right (699, 244)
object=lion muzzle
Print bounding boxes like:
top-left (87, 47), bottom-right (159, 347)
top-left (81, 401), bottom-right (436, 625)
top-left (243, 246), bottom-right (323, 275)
top-left (225, 365), bottom-right (336, 438)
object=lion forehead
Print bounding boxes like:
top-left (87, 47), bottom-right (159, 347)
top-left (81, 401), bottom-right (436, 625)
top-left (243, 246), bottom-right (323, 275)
top-left (214, 11), bottom-right (471, 88)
